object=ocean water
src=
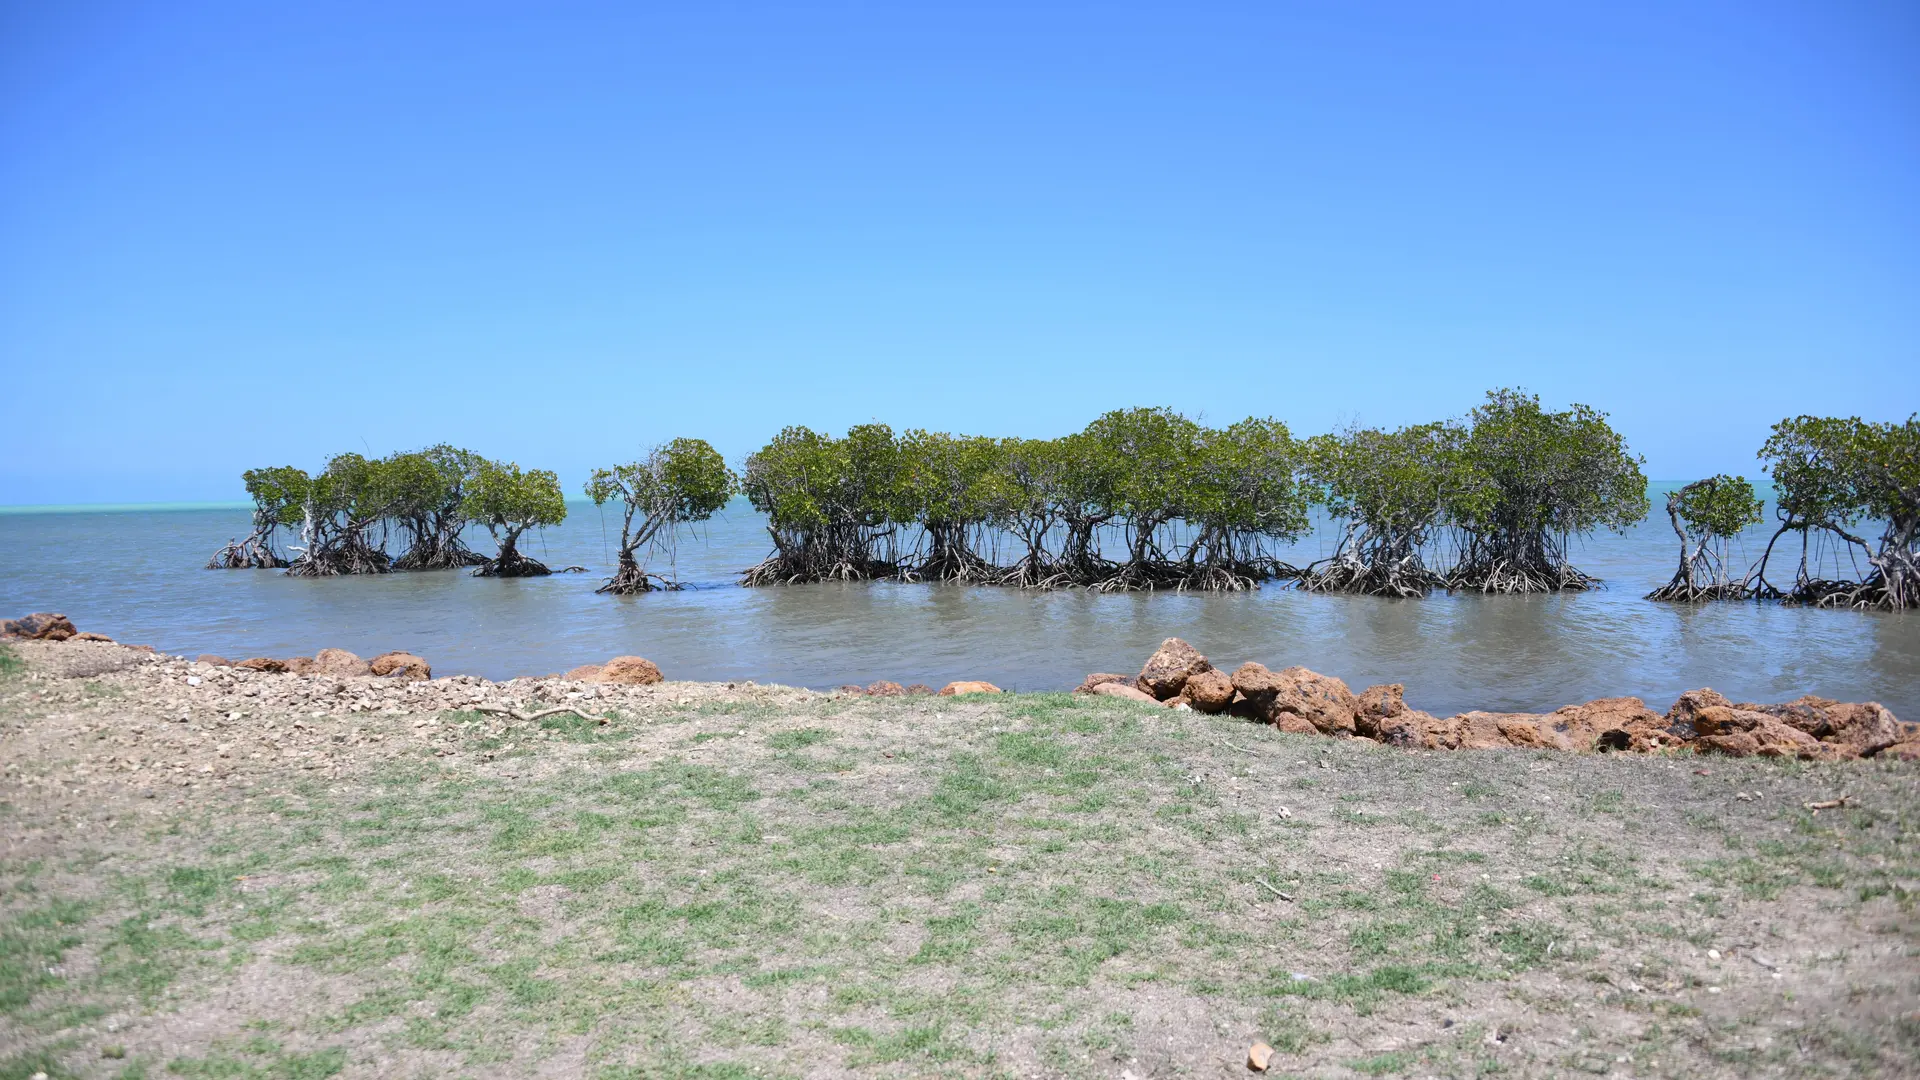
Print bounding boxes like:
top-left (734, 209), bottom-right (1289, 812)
top-left (1, 497), bottom-right (1915, 719)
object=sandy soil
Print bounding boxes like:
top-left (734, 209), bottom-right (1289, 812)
top-left (2, 639), bottom-right (1916, 1079)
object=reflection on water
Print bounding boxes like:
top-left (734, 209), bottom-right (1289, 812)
top-left (1, 499), bottom-right (1915, 718)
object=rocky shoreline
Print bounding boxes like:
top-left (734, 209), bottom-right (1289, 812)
top-left (5, 612), bottom-right (1914, 762)
top-left (1081, 637), bottom-right (1920, 762)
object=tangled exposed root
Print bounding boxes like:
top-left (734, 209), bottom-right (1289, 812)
top-left (1299, 556), bottom-right (1443, 598)
top-left (739, 554), bottom-right (900, 587)
top-left (596, 560), bottom-right (680, 594)
top-left (206, 535), bottom-right (286, 570)
top-left (898, 547), bottom-right (1000, 585)
top-left (1448, 558), bottom-right (1599, 594)
top-left (1645, 578), bottom-right (1750, 602)
top-left (473, 550), bottom-right (551, 578)
top-left (392, 538), bottom-right (487, 572)
top-left (287, 543), bottom-right (391, 577)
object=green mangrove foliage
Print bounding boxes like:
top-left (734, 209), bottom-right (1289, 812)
top-left (1445, 389), bottom-right (1650, 593)
top-left (465, 460), bottom-right (568, 577)
top-left (585, 438), bottom-right (736, 594)
top-left (1752, 414), bottom-right (1920, 610)
top-left (734, 391), bottom-right (1649, 594)
top-left (219, 448), bottom-right (563, 578)
top-left (208, 466), bottom-right (306, 569)
top-left (740, 424), bottom-right (912, 585)
top-left (739, 409), bottom-right (1313, 591)
top-left (388, 445), bottom-right (489, 570)
top-left (1646, 475), bottom-right (1763, 602)
top-left (1303, 422), bottom-right (1467, 597)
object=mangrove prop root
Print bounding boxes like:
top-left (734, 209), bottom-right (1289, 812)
top-left (1447, 557), bottom-right (1599, 594)
top-left (392, 536), bottom-right (487, 571)
top-left (1298, 555), bottom-right (1444, 598)
top-left (597, 564), bottom-right (683, 594)
top-left (207, 533), bottom-right (287, 570)
top-left (474, 550), bottom-right (552, 578)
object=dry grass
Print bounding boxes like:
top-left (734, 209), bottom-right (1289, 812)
top-left (1, 643), bottom-right (1917, 1078)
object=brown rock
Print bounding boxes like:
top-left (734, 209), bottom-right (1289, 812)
top-left (1374, 709), bottom-right (1442, 747)
top-left (1738, 695), bottom-right (1905, 757)
top-left (196, 654), bottom-right (232, 667)
top-left (281, 657), bottom-right (315, 674)
top-left (1248, 1042), bottom-right (1275, 1072)
top-left (71, 632), bottom-right (114, 643)
top-left (1272, 712), bottom-right (1320, 735)
top-left (1090, 681), bottom-right (1160, 704)
top-left (562, 665), bottom-right (605, 682)
top-left (1881, 738), bottom-right (1920, 762)
top-left (1667, 688), bottom-right (1734, 733)
top-left (311, 648), bottom-right (370, 677)
top-left (1698, 731), bottom-right (1761, 757)
top-left (1692, 708), bottom-right (1836, 759)
top-left (370, 651), bottom-right (431, 680)
top-left (1074, 672), bottom-right (1133, 695)
top-left (865, 681), bottom-right (907, 697)
top-left (938, 681), bottom-right (1003, 696)
top-left (1230, 662), bottom-right (1359, 735)
top-left (600, 656), bottom-right (664, 685)
top-left (1543, 697), bottom-right (1672, 752)
top-left (236, 658), bottom-right (287, 673)
top-left (1268, 667), bottom-right (1358, 736)
top-left (1135, 638), bottom-right (1212, 700)
top-left (904, 684), bottom-right (935, 695)
top-left (1181, 668), bottom-right (1235, 713)
top-left (1230, 661), bottom-right (1288, 699)
top-left (1408, 712), bottom-right (1524, 750)
top-left (1355, 683), bottom-right (1413, 739)
top-left (1, 612), bottom-right (77, 640)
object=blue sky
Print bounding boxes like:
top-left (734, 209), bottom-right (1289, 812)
top-left (2, 1), bottom-right (1915, 504)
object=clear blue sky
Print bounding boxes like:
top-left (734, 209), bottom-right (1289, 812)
top-left (3, 1), bottom-right (1915, 505)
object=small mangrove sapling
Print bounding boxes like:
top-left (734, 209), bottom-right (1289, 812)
top-left (585, 438), bottom-right (736, 594)
top-left (466, 460), bottom-right (567, 577)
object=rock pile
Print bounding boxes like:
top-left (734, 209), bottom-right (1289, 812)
top-left (1081, 638), bottom-right (1920, 761)
top-left (2, 612), bottom-right (116, 644)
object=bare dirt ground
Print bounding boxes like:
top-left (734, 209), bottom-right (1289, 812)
top-left (1, 639), bottom-right (1916, 1079)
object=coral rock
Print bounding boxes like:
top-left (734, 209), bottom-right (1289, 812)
top-left (1089, 681), bottom-right (1160, 704)
top-left (1135, 638), bottom-right (1212, 700)
top-left (562, 665), bottom-right (605, 682)
top-left (600, 656), bottom-right (664, 685)
top-left (865, 681), bottom-right (907, 697)
top-left (370, 651), bottom-right (431, 681)
top-left (904, 684), bottom-right (935, 695)
top-left (1180, 668), bottom-right (1236, 713)
top-left (236, 658), bottom-right (287, 673)
top-left (1074, 672), bottom-right (1133, 695)
top-left (311, 648), bottom-right (370, 677)
top-left (1268, 667), bottom-right (1358, 736)
top-left (281, 657), bottom-right (316, 674)
top-left (938, 681), bottom-right (1003, 696)
top-left (2, 613), bottom-right (76, 641)
top-left (196, 655), bottom-right (232, 667)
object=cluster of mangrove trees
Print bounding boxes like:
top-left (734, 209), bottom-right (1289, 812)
top-left (1649, 414), bottom-right (1920, 611)
top-left (735, 389), bottom-right (1651, 595)
top-left (210, 446), bottom-right (568, 578)
top-left (216, 400), bottom-right (1918, 612)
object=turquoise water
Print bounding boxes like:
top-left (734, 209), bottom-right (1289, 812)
top-left (1, 496), bottom-right (1914, 719)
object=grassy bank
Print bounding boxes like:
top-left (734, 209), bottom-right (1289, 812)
top-left (1, 649), bottom-right (1916, 1078)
